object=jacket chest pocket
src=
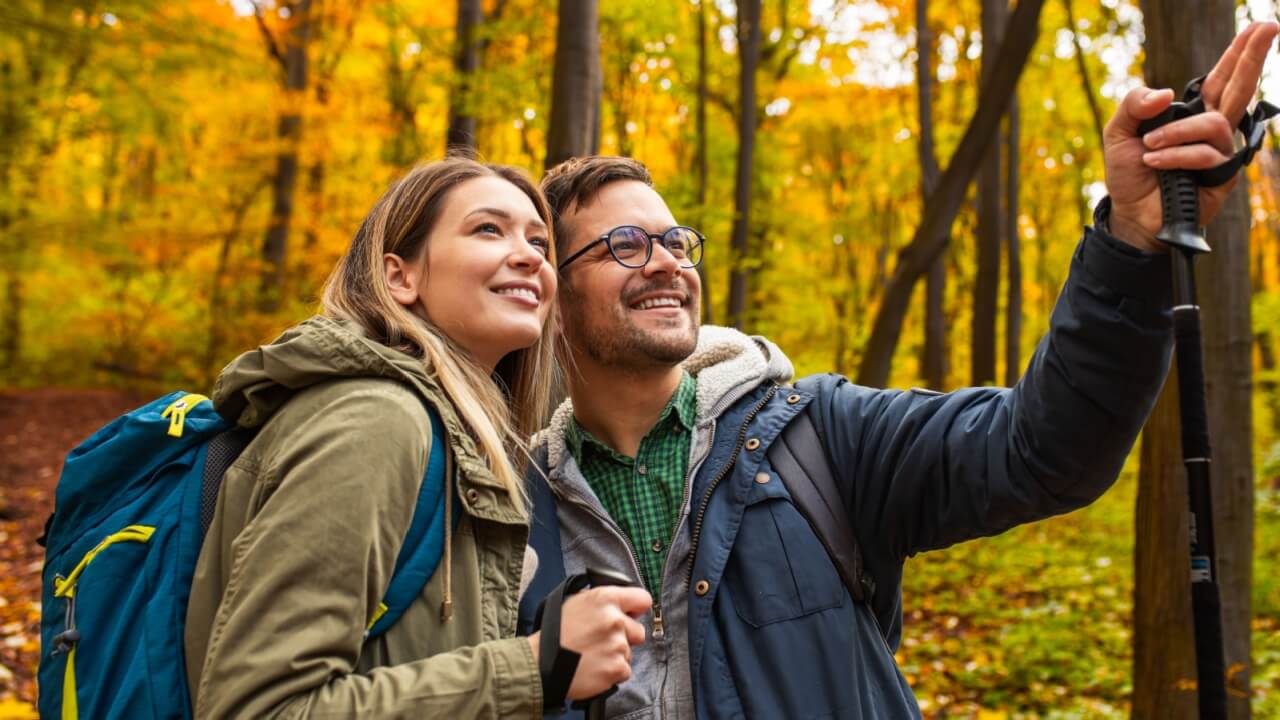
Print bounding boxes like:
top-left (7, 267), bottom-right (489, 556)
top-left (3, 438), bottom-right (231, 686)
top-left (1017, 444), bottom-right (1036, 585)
top-left (723, 469), bottom-right (844, 627)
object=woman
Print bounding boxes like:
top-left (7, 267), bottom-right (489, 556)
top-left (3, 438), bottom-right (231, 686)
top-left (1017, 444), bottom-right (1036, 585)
top-left (184, 159), bottom-right (649, 718)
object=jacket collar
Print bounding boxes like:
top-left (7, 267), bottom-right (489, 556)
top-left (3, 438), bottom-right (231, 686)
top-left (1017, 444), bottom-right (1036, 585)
top-left (542, 325), bottom-right (795, 471)
top-left (213, 315), bottom-right (523, 523)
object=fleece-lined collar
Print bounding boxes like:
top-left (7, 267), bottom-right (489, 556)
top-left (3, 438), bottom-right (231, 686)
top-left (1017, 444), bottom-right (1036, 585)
top-left (543, 325), bottom-right (795, 470)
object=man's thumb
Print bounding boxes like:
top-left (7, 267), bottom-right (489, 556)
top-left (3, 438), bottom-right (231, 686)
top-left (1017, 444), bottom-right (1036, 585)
top-left (599, 586), bottom-right (653, 615)
top-left (1107, 86), bottom-right (1175, 141)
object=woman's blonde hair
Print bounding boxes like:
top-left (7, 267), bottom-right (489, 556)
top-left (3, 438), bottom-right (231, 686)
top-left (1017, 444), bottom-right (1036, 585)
top-left (321, 158), bottom-right (560, 509)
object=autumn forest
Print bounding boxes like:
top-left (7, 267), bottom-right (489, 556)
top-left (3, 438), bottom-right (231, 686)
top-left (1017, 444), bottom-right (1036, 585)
top-left (2, 0), bottom-right (1280, 717)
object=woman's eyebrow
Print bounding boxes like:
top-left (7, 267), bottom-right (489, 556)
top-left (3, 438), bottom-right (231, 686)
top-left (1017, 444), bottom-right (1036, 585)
top-left (463, 207), bottom-right (547, 232)
top-left (463, 207), bottom-right (512, 221)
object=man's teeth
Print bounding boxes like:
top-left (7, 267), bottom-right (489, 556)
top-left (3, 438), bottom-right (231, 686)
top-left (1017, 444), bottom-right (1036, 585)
top-left (635, 297), bottom-right (682, 310)
top-left (496, 287), bottom-right (537, 301)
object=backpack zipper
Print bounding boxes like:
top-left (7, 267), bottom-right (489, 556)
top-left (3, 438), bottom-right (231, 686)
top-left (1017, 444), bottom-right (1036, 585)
top-left (684, 385), bottom-right (778, 589)
top-left (50, 524), bottom-right (156, 720)
top-left (161, 393), bottom-right (209, 438)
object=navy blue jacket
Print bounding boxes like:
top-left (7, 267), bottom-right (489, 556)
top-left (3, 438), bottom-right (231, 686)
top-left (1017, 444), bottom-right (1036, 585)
top-left (522, 226), bottom-right (1173, 718)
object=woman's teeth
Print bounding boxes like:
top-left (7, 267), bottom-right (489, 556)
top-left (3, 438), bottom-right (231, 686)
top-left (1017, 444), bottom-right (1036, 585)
top-left (496, 287), bottom-right (538, 301)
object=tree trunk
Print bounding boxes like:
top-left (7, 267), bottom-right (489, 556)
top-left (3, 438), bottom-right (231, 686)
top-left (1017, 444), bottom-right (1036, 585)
top-left (696, 0), bottom-right (712, 325)
top-left (207, 180), bottom-right (267, 381)
top-left (1134, 1), bottom-right (1253, 716)
top-left (446, 0), bottom-right (481, 156)
top-left (1, 271), bottom-right (19, 373)
top-left (1004, 98), bottom-right (1022, 385)
top-left (917, 0), bottom-right (947, 390)
top-left (726, 0), bottom-right (762, 330)
top-left (1258, 151), bottom-right (1280, 445)
top-left (856, 0), bottom-right (1045, 388)
top-left (0, 58), bottom-right (19, 373)
top-left (259, 0), bottom-right (312, 312)
top-left (972, 0), bottom-right (1007, 386)
top-left (545, 0), bottom-right (601, 170)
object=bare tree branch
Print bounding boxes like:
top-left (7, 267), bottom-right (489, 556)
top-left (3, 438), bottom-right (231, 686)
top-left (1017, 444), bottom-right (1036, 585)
top-left (1064, 0), bottom-right (1106, 147)
top-left (857, 0), bottom-right (1046, 387)
top-left (252, 1), bottom-right (288, 72)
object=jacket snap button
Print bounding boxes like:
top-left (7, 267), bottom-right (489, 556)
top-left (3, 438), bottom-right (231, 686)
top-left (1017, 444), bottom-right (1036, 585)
top-left (465, 488), bottom-right (480, 504)
top-left (786, 394), bottom-right (801, 404)
top-left (754, 472), bottom-right (770, 484)
top-left (744, 438), bottom-right (761, 451)
top-left (694, 579), bottom-right (711, 596)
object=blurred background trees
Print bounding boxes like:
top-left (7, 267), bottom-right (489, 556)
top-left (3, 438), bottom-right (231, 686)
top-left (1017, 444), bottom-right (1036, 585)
top-left (2, 0), bottom-right (1280, 715)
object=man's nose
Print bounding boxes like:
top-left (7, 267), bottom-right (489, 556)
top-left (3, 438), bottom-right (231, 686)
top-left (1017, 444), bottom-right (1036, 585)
top-left (644, 240), bottom-right (681, 276)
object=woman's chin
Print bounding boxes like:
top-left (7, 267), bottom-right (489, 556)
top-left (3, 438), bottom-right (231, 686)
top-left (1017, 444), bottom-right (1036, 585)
top-left (482, 321), bottom-right (543, 356)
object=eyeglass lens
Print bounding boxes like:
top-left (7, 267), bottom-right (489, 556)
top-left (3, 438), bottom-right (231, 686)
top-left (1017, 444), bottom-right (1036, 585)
top-left (608, 226), bottom-right (702, 267)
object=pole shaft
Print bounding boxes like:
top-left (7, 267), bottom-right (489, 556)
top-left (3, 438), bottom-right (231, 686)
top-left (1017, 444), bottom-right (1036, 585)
top-left (1169, 251), bottom-right (1227, 718)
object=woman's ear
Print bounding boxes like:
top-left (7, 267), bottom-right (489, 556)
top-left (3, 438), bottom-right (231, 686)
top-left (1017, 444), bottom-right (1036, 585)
top-left (384, 253), bottom-right (423, 307)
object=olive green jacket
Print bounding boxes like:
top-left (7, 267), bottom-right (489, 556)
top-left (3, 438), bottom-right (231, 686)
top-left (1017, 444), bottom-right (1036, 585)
top-left (183, 316), bottom-right (542, 719)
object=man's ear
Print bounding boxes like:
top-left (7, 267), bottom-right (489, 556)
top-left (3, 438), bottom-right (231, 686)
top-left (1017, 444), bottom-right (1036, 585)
top-left (384, 252), bottom-right (423, 307)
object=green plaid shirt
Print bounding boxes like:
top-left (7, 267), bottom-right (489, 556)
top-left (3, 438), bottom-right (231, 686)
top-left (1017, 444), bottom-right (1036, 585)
top-left (566, 372), bottom-right (697, 597)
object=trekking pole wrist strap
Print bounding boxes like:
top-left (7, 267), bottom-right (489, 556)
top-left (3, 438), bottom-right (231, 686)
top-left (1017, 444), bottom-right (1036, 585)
top-left (1139, 74), bottom-right (1280, 189)
top-left (534, 573), bottom-right (593, 713)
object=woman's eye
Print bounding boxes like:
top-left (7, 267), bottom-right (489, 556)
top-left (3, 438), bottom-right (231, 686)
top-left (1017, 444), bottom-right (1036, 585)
top-left (529, 237), bottom-right (550, 256)
top-left (475, 222), bottom-right (502, 235)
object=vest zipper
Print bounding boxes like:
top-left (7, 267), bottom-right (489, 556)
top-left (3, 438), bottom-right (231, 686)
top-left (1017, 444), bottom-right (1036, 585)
top-left (561, 493), bottom-right (654, 625)
top-left (684, 385), bottom-right (778, 588)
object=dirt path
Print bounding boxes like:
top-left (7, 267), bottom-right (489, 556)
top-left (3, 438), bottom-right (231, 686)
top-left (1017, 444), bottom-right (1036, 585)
top-left (0, 389), bottom-right (146, 706)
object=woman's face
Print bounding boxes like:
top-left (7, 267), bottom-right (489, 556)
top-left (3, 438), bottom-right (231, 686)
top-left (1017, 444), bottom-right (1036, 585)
top-left (386, 175), bottom-right (557, 370)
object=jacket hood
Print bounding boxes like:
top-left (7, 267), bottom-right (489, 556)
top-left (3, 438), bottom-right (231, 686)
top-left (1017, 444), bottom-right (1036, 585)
top-left (213, 315), bottom-right (438, 428)
top-left (542, 324), bottom-right (794, 469)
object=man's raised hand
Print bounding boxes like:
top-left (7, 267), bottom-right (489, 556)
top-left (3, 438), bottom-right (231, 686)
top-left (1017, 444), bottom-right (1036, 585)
top-left (1103, 21), bottom-right (1278, 252)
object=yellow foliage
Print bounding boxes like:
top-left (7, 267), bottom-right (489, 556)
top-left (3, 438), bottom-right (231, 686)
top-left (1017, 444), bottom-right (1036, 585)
top-left (0, 698), bottom-right (37, 720)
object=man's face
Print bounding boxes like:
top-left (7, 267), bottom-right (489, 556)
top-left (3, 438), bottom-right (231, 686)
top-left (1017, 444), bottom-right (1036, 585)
top-left (558, 180), bottom-right (702, 371)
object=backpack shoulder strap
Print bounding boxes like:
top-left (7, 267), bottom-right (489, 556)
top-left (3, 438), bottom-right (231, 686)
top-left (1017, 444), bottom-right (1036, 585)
top-left (768, 399), bottom-right (871, 604)
top-left (366, 404), bottom-right (451, 638)
top-left (518, 442), bottom-right (567, 636)
top-left (200, 427), bottom-right (256, 536)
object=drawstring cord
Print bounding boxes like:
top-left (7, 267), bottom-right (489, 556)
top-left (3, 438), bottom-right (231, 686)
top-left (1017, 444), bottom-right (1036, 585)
top-left (441, 450), bottom-right (454, 622)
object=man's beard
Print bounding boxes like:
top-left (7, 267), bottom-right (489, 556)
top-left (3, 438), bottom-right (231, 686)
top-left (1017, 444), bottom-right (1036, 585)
top-left (563, 285), bottom-right (700, 370)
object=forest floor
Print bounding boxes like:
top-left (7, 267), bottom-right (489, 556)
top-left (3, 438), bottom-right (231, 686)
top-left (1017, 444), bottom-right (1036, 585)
top-left (0, 388), bottom-right (1277, 718)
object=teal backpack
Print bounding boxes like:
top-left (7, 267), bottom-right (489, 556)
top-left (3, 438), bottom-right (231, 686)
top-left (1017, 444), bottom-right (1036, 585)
top-left (37, 390), bottom-right (450, 719)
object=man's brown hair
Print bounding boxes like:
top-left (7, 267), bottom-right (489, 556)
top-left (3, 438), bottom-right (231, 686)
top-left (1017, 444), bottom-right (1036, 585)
top-left (540, 156), bottom-right (653, 260)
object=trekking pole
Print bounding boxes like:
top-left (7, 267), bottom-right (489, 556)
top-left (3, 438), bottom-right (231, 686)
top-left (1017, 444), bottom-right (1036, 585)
top-left (1147, 162), bottom-right (1229, 719)
top-left (1135, 75), bottom-right (1276, 719)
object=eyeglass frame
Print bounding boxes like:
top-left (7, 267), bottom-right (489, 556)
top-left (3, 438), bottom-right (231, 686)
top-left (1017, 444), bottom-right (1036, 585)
top-left (557, 225), bottom-right (706, 271)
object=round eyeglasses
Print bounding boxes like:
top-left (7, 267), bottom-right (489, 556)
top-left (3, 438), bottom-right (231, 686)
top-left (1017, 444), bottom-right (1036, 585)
top-left (558, 225), bottom-right (705, 271)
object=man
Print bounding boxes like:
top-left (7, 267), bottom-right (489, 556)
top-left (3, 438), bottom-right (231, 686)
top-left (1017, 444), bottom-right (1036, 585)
top-left (519, 23), bottom-right (1277, 718)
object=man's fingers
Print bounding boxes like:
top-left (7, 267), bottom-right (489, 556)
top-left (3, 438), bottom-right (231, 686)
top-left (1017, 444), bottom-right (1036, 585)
top-left (1143, 111), bottom-right (1235, 156)
top-left (1200, 22), bottom-right (1258, 108)
top-left (1216, 21), bottom-right (1279, 123)
top-left (622, 616), bottom-right (646, 646)
top-left (1106, 86), bottom-right (1175, 142)
top-left (595, 585), bottom-right (653, 616)
top-left (1143, 143), bottom-right (1232, 170)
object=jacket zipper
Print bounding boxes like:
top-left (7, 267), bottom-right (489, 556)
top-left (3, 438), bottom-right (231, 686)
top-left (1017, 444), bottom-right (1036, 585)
top-left (556, 488), bottom-right (652, 616)
top-left (649, 442), bottom-right (701, 641)
top-left (684, 385), bottom-right (778, 588)
top-left (549, 374), bottom-right (778, 637)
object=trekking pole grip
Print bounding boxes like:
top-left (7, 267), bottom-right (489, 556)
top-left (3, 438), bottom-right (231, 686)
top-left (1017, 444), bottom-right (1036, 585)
top-left (533, 567), bottom-right (638, 717)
